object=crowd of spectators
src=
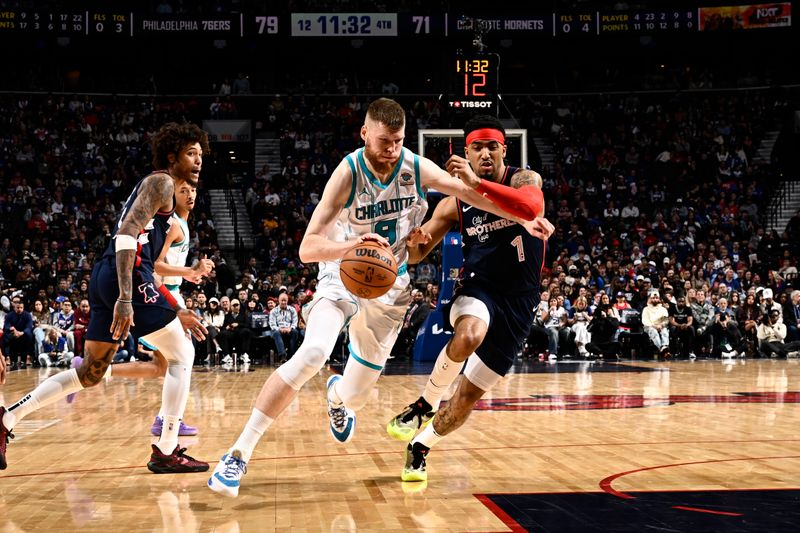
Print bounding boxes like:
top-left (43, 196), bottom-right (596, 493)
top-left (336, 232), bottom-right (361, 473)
top-left (1, 83), bottom-right (798, 370)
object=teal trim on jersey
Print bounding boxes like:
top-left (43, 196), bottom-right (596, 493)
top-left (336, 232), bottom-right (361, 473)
top-left (397, 262), bottom-right (407, 276)
top-left (413, 153), bottom-right (424, 198)
top-left (140, 338), bottom-right (157, 351)
top-left (165, 283), bottom-right (180, 291)
top-left (357, 148), bottom-right (403, 190)
top-left (344, 154), bottom-right (358, 208)
top-left (348, 342), bottom-right (383, 371)
top-left (169, 215), bottom-right (189, 247)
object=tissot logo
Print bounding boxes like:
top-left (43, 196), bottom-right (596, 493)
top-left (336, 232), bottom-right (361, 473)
top-left (448, 100), bottom-right (494, 108)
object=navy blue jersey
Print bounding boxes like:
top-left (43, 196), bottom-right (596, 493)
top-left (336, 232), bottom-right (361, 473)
top-left (456, 165), bottom-right (545, 295)
top-left (102, 172), bottom-right (175, 273)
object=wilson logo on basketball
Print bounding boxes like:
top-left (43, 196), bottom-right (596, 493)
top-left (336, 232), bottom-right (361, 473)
top-left (355, 248), bottom-right (395, 268)
top-left (340, 242), bottom-right (398, 299)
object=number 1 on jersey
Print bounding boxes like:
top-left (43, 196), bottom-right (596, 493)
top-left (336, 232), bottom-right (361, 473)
top-left (510, 235), bottom-right (525, 262)
top-left (375, 219), bottom-right (397, 245)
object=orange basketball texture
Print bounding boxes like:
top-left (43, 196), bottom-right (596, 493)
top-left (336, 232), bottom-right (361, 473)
top-left (340, 241), bottom-right (398, 299)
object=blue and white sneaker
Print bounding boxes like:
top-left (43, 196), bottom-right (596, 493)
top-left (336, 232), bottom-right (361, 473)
top-left (326, 375), bottom-right (356, 443)
top-left (207, 450), bottom-right (247, 497)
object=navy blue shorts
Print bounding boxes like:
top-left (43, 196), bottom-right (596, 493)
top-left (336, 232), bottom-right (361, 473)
top-left (85, 258), bottom-right (177, 344)
top-left (444, 279), bottom-right (539, 376)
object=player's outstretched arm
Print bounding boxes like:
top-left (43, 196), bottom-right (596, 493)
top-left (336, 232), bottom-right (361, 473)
top-left (419, 157), bottom-right (541, 221)
top-left (406, 197), bottom-right (459, 264)
top-left (299, 160), bottom-right (389, 264)
top-left (443, 155), bottom-right (544, 220)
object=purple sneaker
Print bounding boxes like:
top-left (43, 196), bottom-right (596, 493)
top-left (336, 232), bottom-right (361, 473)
top-left (151, 416), bottom-right (199, 437)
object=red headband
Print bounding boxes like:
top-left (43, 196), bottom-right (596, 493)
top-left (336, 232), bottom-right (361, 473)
top-left (465, 128), bottom-right (505, 146)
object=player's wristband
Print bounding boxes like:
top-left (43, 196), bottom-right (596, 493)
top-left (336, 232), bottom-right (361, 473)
top-left (474, 180), bottom-right (543, 220)
top-left (117, 298), bottom-right (132, 304)
top-left (115, 234), bottom-right (138, 252)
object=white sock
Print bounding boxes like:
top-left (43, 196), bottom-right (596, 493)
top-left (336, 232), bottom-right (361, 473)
top-left (422, 346), bottom-right (466, 411)
top-left (156, 363), bottom-right (191, 454)
top-left (4, 368), bottom-right (84, 428)
top-left (414, 423), bottom-right (444, 449)
top-left (230, 408), bottom-right (273, 463)
top-left (157, 415), bottom-right (180, 455)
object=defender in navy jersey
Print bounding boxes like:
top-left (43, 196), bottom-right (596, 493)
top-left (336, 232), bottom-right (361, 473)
top-left (387, 115), bottom-right (555, 483)
top-left (0, 123), bottom-right (209, 474)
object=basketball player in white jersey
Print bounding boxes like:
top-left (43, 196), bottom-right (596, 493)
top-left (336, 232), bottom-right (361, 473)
top-left (208, 98), bottom-right (552, 496)
top-left (106, 181), bottom-right (213, 436)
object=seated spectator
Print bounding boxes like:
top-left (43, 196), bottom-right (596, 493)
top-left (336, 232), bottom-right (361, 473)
top-left (52, 297), bottom-right (76, 353)
top-left (642, 290), bottom-right (670, 357)
top-left (541, 296), bottom-right (568, 359)
top-left (72, 299), bottom-right (90, 356)
top-left (669, 295), bottom-right (695, 358)
top-left (3, 296), bottom-right (33, 369)
top-left (31, 298), bottom-right (54, 356)
top-left (757, 309), bottom-right (800, 358)
top-left (38, 328), bottom-right (74, 367)
top-left (269, 293), bottom-right (299, 362)
top-left (567, 296), bottom-right (592, 357)
top-left (691, 289), bottom-right (715, 355)
top-left (712, 297), bottom-right (743, 357)
top-left (782, 290), bottom-right (800, 342)
top-left (219, 299), bottom-right (252, 364)
top-left (391, 289), bottom-right (430, 359)
top-left (203, 297), bottom-right (226, 361)
top-left (586, 301), bottom-right (621, 359)
top-left (737, 292), bottom-right (762, 356)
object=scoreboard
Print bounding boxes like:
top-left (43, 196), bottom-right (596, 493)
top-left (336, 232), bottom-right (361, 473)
top-left (0, 4), bottom-right (790, 38)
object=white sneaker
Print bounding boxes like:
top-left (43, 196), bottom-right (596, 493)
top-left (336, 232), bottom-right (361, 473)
top-left (721, 350), bottom-right (735, 358)
top-left (326, 375), bottom-right (356, 443)
top-left (787, 351), bottom-right (800, 358)
top-left (689, 352), bottom-right (697, 360)
top-left (208, 451), bottom-right (247, 497)
top-left (221, 355), bottom-right (233, 365)
top-left (240, 352), bottom-right (250, 364)
top-left (547, 353), bottom-right (557, 362)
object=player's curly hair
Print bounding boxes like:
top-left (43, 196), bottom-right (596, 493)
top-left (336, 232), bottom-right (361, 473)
top-left (151, 122), bottom-right (210, 169)
top-left (463, 114), bottom-right (505, 138)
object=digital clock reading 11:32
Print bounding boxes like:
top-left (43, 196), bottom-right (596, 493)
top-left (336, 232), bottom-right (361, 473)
top-left (454, 55), bottom-right (497, 98)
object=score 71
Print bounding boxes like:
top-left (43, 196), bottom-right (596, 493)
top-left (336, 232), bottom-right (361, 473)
top-left (255, 15), bottom-right (278, 34)
top-left (412, 15), bottom-right (430, 33)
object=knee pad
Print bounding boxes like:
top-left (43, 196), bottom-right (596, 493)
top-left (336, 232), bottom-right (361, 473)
top-left (450, 296), bottom-right (491, 327)
top-left (141, 317), bottom-right (195, 366)
top-left (276, 341), bottom-right (329, 390)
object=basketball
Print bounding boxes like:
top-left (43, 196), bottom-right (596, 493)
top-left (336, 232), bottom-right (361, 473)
top-left (340, 241), bottom-right (398, 299)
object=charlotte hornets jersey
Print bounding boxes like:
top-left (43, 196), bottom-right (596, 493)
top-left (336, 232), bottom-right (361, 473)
top-left (163, 214), bottom-right (190, 289)
top-left (456, 165), bottom-right (545, 295)
top-left (102, 172), bottom-right (175, 273)
top-left (320, 147), bottom-right (428, 278)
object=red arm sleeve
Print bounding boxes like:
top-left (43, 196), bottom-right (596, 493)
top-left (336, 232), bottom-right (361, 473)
top-left (474, 180), bottom-right (544, 220)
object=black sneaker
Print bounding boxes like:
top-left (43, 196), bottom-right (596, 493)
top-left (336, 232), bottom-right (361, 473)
top-left (401, 442), bottom-right (429, 482)
top-left (386, 397), bottom-right (434, 441)
top-left (147, 444), bottom-right (209, 474)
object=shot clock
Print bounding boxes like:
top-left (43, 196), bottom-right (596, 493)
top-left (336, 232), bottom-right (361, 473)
top-left (446, 53), bottom-right (499, 114)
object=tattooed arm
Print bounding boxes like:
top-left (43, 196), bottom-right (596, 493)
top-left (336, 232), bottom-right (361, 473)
top-left (110, 173), bottom-right (174, 341)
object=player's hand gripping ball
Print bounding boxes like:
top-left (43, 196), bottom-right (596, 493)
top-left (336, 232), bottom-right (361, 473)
top-left (340, 241), bottom-right (398, 299)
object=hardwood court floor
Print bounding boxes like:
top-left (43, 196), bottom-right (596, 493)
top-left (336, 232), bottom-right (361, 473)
top-left (1, 358), bottom-right (799, 532)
